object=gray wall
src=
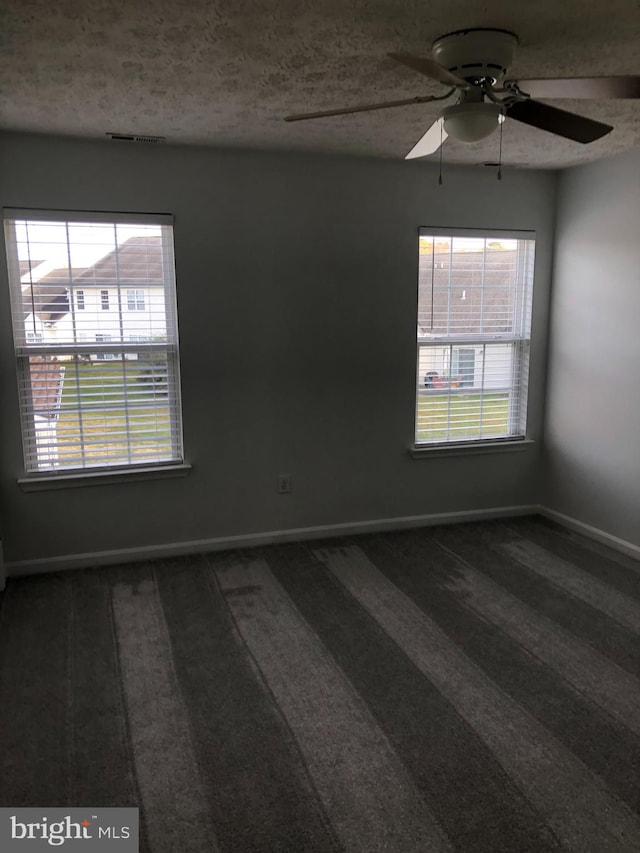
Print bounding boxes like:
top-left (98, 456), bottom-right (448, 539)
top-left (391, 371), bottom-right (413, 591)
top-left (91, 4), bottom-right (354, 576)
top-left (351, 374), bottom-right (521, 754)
top-left (544, 149), bottom-right (640, 547)
top-left (0, 132), bottom-right (556, 566)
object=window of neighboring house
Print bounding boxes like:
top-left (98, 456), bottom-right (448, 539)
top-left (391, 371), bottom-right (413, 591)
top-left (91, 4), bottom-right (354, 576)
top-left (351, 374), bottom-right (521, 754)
top-left (26, 332), bottom-right (43, 344)
top-left (95, 333), bottom-right (117, 360)
top-left (4, 210), bottom-right (183, 475)
top-left (416, 230), bottom-right (535, 447)
top-left (101, 289), bottom-right (110, 310)
top-left (451, 347), bottom-right (475, 388)
top-left (127, 289), bottom-right (145, 311)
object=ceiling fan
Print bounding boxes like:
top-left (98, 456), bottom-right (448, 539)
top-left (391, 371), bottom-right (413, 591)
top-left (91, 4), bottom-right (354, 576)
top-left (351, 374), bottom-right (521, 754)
top-left (284, 28), bottom-right (640, 159)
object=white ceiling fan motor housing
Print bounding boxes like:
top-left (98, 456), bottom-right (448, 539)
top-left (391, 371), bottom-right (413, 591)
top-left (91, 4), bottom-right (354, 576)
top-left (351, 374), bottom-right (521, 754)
top-left (432, 28), bottom-right (518, 85)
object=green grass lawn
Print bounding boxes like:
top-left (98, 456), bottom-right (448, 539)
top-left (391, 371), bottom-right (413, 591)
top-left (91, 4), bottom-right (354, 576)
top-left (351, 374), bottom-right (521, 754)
top-left (416, 392), bottom-right (510, 442)
top-left (56, 359), bottom-right (172, 466)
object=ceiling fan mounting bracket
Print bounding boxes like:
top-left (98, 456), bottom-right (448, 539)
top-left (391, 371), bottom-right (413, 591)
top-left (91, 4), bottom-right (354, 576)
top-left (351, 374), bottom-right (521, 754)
top-left (432, 28), bottom-right (518, 86)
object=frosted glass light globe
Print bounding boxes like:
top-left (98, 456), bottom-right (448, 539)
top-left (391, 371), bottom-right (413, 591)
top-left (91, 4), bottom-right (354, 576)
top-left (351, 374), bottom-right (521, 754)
top-left (443, 102), bottom-right (502, 143)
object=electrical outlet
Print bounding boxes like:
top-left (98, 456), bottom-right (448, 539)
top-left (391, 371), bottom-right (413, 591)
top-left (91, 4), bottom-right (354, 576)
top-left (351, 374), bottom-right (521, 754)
top-left (278, 474), bottom-right (291, 494)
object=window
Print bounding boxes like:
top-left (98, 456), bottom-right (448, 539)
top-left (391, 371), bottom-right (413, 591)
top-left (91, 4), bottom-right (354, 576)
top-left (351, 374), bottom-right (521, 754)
top-left (416, 230), bottom-right (535, 447)
top-left (127, 289), bottom-right (145, 311)
top-left (100, 289), bottom-right (110, 310)
top-left (452, 347), bottom-right (475, 389)
top-left (4, 210), bottom-right (183, 474)
top-left (95, 333), bottom-right (117, 361)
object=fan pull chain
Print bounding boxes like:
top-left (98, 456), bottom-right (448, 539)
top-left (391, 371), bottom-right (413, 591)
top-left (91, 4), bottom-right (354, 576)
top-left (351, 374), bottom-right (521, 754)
top-left (497, 114), bottom-right (504, 181)
top-left (438, 121), bottom-right (443, 185)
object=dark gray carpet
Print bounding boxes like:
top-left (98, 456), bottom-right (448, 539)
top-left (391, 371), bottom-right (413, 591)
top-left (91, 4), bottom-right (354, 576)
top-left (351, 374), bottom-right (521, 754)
top-left (1, 515), bottom-right (640, 852)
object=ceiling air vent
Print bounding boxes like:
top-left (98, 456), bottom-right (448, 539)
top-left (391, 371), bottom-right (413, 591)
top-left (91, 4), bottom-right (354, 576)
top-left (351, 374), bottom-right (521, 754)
top-left (106, 133), bottom-right (166, 144)
top-left (479, 161), bottom-right (530, 168)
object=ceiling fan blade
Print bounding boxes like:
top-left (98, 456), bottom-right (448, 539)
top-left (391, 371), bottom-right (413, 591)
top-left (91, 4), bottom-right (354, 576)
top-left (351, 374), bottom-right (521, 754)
top-left (506, 99), bottom-right (613, 143)
top-left (405, 118), bottom-right (447, 159)
top-left (284, 94), bottom-right (445, 122)
top-left (508, 76), bottom-right (640, 100)
top-left (389, 53), bottom-right (470, 89)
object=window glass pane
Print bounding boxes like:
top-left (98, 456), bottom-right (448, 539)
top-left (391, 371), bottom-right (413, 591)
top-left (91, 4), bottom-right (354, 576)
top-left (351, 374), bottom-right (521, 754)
top-left (416, 232), bottom-right (534, 446)
top-left (52, 355), bottom-right (173, 469)
top-left (418, 236), bottom-right (531, 338)
top-left (417, 343), bottom-right (518, 442)
top-left (5, 213), bottom-right (183, 474)
top-left (14, 223), bottom-right (168, 346)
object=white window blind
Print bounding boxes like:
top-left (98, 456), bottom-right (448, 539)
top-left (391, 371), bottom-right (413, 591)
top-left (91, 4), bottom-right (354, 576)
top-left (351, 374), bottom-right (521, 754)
top-left (416, 230), bottom-right (535, 446)
top-left (4, 210), bottom-right (184, 474)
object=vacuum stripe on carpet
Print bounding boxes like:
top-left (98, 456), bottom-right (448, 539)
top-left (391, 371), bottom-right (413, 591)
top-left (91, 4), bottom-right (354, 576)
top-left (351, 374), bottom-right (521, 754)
top-left (0, 574), bottom-right (71, 805)
top-left (266, 541), bottom-right (562, 853)
top-left (429, 522), bottom-right (640, 678)
top-left (364, 529), bottom-right (640, 813)
top-left (215, 556), bottom-right (453, 853)
top-left (436, 548), bottom-right (640, 736)
top-left (112, 572), bottom-right (219, 853)
top-left (157, 554), bottom-right (340, 853)
top-left (318, 544), bottom-right (640, 853)
top-left (503, 517), bottom-right (640, 585)
top-left (499, 539), bottom-right (640, 634)
top-left (70, 569), bottom-right (138, 807)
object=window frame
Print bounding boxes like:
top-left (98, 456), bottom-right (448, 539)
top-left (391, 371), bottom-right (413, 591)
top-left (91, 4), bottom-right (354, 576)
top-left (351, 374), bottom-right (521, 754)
top-left (413, 227), bottom-right (536, 454)
top-left (4, 208), bottom-right (186, 481)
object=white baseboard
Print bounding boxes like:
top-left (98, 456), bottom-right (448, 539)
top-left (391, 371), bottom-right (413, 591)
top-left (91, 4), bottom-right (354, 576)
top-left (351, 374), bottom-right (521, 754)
top-left (5, 504), bottom-right (538, 578)
top-left (538, 506), bottom-right (640, 560)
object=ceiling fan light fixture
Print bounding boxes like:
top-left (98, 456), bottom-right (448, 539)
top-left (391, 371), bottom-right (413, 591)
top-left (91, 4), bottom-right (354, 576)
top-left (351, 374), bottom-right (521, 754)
top-left (442, 102), bottom-right (502, 143)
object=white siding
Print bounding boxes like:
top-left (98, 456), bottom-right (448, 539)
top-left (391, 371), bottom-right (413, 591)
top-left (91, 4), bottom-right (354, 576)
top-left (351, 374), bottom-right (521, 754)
top-left (418, 343), bottom-right (513, 390)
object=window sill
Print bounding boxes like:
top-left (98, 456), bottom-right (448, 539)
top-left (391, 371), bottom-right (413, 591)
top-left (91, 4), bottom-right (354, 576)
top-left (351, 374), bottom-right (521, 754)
top-left (18, 463), bottom-right (192, 492)
top-left (409, 438), bottom-right (535, 459)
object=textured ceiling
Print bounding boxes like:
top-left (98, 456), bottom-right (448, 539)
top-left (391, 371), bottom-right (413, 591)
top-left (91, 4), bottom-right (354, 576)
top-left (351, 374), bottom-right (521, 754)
top-left (1, 0), bottom-right (639, 167)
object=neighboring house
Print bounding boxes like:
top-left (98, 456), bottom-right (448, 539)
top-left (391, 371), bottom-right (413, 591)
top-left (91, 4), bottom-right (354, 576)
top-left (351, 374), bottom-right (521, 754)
top-left (22, 235), bottom-right (167, 357)
top-left (19, 259), bottom-right (45, 277)
top-left (417, 248), bottom-right (524, 392)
